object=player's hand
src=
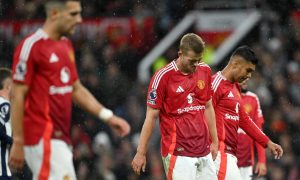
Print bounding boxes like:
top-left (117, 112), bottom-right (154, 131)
top-left (255, 162), bottom-right (267, 177)
top-left (267, 141), bottom-right (283, 159)
top-left (9, 141), bottom-right (25, 170)
top-left (107, 115), bottom-right (130, 137)
top-left (132, 151), bottom-right (146, 175)
top-left (210, 141), bottom-right (218, 160)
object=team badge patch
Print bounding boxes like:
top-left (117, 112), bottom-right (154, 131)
top-left (147, 89), bottom-right (157, 105)
top-left (197, 80), bottom-right (205, 90)
top-left (149, 89), bottom-right (157, 100)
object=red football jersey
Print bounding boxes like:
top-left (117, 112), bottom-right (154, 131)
top-left (12, 29), bottom-right (78, 145)
top-left (147, 61), bottom-right (212, 157)
top-left (237, 91), bottom-right (266, 167)
top-left (212, 72), bottom-right (269, 156)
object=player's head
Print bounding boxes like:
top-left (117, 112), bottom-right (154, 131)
top-left (45, 0), bottom-right (82, 36)
top-left (178, 33), bottom-right (205, 73)
top-left (228, 46), bottom-right (258, 83)
top-left (0, 68), bottom-right (12, 92)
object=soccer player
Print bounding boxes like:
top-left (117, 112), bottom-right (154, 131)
top-left (132, 33), bottom-right (218, 180)
top-left (211, 46), bottom-right (283, 180)
top-left (0, 68), bottom-right (13, 179)
top-left (9, 1), bottom-right (130, 179)
top-left (237, 80), bottom-right (267, 179)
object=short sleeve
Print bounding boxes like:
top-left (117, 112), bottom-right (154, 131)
top-left (146, 71), bottom-right (166, 109)
top-left (12, 39), bottom-right (36, 85)
top-left (211, 78), bottom-right (221, 108)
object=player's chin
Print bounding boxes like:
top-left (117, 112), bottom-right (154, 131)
top-left (238, 77), bottom-right (246, 83)
top-left (67, 27), bottom-right (77, 35)
top-left (68, 29), bottom-right (76, 35)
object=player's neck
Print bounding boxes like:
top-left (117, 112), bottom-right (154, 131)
top-left (221, 66), bottom-right (235, 82)
top-left (43, 21), bottom-right (62, 41)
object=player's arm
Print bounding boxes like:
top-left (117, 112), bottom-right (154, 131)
top-left (132, 106), bottom-right (159, 175)
top-left (254, 120), bottom-right (266, 163)
top-left (239, 107), bottom-right (283, 159)
top-left (253, 97), bottom-right (267, 165)
top-left (204, 99), bottom-right (218, 160)
top-left (9, 82), bottom-right (29, 170)
top-left (254, 118), bottom-right (267, 176)
top-left (72, 80), bottom-right (130, 137)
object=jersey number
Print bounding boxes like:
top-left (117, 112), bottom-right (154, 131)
top-left (235, 103), bottom-right (239, 114)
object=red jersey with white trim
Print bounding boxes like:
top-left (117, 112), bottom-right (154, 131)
top-left (237, 91), bottom-right (266, 167)
top-left (12, 29), bottom-right (78, 145)
top-left (211, 72), bottom-right (269, 156)
top-left (147, 61), bottom-right (211, 157)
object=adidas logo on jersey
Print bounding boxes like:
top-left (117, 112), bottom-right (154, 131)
top-left (228, 91), bottom-right (234, 98)
top-left (50, 53), bottom-right (59, 63)
top-left (176, 86), bottom-right (184, 93)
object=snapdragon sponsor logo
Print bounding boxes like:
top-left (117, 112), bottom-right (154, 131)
top-left (225, 113), bottom-right (239, 121)
top-left (177, 105), bottom-right (205, 114)
top-left (49, 85), bottom-right (73, 95)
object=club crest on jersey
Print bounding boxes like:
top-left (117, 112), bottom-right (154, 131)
top-left (243, 103), bottom-right (252, 114)
top-left (197, 80), bottom-right (205, 90)
top-left (60, 67), bottom-right (71, 83)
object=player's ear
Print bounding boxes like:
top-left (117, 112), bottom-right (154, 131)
top-left (48, 6), bottom-right (63, 21)
top-left (178, 50), bottom-right (182, 57)
top-left (51, 9), bottom-right (59, 20)
top-left (231, 56), bottom-right (243, 69)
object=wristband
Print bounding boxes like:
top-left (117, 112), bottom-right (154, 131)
top-left (98, 108), bottom-right (113, 122)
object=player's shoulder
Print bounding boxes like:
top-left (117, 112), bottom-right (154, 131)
top-left (150, 61), bottom-right (177, 88)
top-left (153, 61), bottom-right (177, 78)
top-left (212, 71), bottom-right (226, 92)
top-left (20, 29), bottom-right (48, 43)
top-left (196, 62), bottom-right (211, 72)
top-left (197, 62), bottom-right (210, 68)
top-left (245, 91), bottom-right (259, 100)
top-left (17, 29), bottom-right (48, 51)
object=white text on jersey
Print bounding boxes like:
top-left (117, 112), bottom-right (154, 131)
top-left (225, 113), bottom-right (239, 121)
top-left (49, 85), bottom-right (73, 95)
top-left (177, 105), bottom-right (205, 114)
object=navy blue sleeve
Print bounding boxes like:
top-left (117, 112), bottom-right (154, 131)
top-left (0, 102), bottom-right (12, 145)
top-left (0, 125), bottom-right (12, 145)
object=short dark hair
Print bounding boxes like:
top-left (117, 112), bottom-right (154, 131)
top-left (45, 0), bottom-right (80, 16)
top-left (179, 33), bottom-right (205, 54)
top-left (231, 46), bottom-right (258, 65)
top-left (0, 68), bottom-right (12, 90)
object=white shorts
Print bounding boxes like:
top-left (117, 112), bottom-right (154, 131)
top-left (24, 139), bottom-right (76, 180)
top-left (214, 151), bottom-right (242, 180)
top-left (162, 153), bottom-right (217, 180)
top-left (239, 166), bottom-right (253, 180)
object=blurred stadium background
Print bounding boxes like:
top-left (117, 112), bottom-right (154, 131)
top-left (0, 0), bottom-right (299, 179)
